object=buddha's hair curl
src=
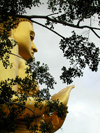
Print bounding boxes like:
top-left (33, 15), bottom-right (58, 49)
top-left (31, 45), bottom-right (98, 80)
top-left (0, 17), bottom-right (33, 36)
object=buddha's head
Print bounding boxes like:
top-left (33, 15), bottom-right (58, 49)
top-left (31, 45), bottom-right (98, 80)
top-left (0, 17), bottom-right (38, 61)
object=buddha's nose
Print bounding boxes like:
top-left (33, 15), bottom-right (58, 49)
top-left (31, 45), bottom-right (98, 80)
top-left (32, 42), bottom-right (38, 52)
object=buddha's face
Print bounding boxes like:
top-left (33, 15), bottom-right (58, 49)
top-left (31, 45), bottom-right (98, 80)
top-left (13, 21), bottom-right (38, 61)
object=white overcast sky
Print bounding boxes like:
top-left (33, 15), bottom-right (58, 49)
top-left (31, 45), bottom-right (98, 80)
top-left (26, 3), bottom-right (100, 133)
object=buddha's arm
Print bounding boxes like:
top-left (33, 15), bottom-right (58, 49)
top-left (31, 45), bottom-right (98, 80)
top-left (12, 95), bottom-right (48, 117)
top-left (10, 83), bottom-right (74, 132)
top-left (43, 85), bottom-right (75, 132)
top-left (14, 85), bottom-right (74, 127)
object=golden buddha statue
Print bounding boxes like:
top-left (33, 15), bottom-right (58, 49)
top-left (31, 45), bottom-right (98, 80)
top-left (0, 17), bottom-right (75, 133)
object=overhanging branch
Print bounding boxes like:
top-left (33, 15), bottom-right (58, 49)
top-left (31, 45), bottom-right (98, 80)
top-left (90, 28), bottom-right (100, 39)
top-left (31, 20), bottom-right (65, 39)
top-left (17, 14), bottom-right (100, 39)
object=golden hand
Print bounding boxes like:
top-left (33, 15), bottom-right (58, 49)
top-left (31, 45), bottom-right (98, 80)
top-left (51, 85), bottom-right (75, 106)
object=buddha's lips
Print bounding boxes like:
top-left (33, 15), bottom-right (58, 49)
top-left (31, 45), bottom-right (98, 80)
top-left (31, 51), bottom-right (34, 55)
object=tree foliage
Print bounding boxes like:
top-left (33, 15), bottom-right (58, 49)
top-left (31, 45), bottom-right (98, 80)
top-left (60, 31), bottom-right (100, 84)
top-left (0, 0), bottom-right (100, 133)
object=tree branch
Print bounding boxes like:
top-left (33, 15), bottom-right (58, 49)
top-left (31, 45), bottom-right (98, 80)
top-left (77, 18), bottom-right (84, 26)
top-left (17, 14), bottom-right (100, 39)
top-left (89, 28), bottom-right (100, 38)
top-left (31, 20), bottom-right (65, 39)
top-left (47, 13), bottom-right (59, 17)
top-left (17, 15), bottom-right (100, 30)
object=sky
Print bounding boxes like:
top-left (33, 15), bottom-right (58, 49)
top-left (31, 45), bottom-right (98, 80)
top-left (26, 4), bottom-right (100, 133)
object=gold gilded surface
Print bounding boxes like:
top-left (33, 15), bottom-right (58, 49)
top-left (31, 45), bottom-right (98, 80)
top-left (0, 19), bottom-right (75, 133)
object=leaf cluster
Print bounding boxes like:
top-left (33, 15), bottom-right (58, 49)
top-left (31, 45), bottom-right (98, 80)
top-left (47, 0), bottom-right (100, 23)
top-left (0, 0), bottom-right (42, 20)
top-left (30, 60), bottom-right (57, 89)
top-left (0, 35), bottom-right (17, 69)
top-left (29, 59), bottom-right (57, 100)
top-left (59, 31), bottom-right (100, 84)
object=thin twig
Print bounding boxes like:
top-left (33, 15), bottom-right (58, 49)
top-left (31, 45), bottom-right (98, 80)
top-left (90, 28), bottom-right (100, 38)
top-left (0, 97), bottom-right (45, 120)
top-left (10, 52), bottom-right (27, 61)
top-left (8, 102), bottom-right (45, 120)
top-left (77, 18), bottom-right (84, 26)
top-left (47, 13), bottom-right (59, 17)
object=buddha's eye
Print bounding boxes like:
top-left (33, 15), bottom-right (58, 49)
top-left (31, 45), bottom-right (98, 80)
top-left (30, 35), bottom-right (34, 41)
